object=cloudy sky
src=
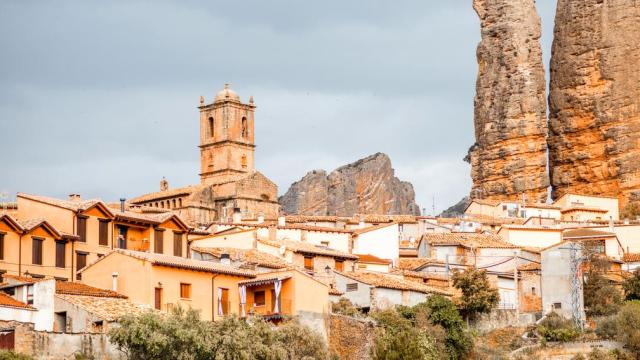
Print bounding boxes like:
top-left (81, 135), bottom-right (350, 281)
top-left (0, 1), bottom-right (557, 214)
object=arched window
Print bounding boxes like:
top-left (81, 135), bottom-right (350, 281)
top-left (241, 117), bottom-right (247, 138)
top-left (241, 154), bottom-right (247, 169)
top-left (208, 117), bottom-right (214, 138)
top-left (178, 198), bottom-right (183, 208)
top-left (172, 199), bottom-right (177, 208)
top-left (160, 202), bottom-right (164, 209)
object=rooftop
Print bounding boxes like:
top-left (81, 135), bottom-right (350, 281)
top-left (356, 254), bottom-right (392, 265)
top-left (17, 193), bottom-right (112, 216)
top-left (421, 233), bottom-right (517, 249)
top-left (563, 228), bottom-right (617, 239)
top-left (56, 281), bottom-right (127, 298)
top-left (0, 292), bottom-right (34, 310)
top-left (259, 239), bottom-right (358, 260)
top-left (337, 271), bottom-right (452, 296)
top-left (56, 294), bottom-right (151, 321)
top-left (191, 247), bottom-right (289, 269)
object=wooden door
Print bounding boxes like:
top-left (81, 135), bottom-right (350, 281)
top-left (154, 288), bottom-right (162, 310)
top-left (0, 330), bottom-right (14, 350)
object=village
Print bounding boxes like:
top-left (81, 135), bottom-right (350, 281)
top-left (0, 85), bottom-right (639, 359)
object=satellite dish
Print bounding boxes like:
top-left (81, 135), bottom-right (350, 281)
top-left (279, 245), bottom-right (286, 256)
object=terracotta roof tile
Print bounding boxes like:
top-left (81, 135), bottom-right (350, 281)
top-left (352, 222), bottom-right (397, 235)
top-left (329, 287), bottom-right (343, 296)
top-left (259, 239), bottom-right (358, 260)
top-left (129, 185), bottom-right (204, 204)
top-left (399, 249), bottom-right (418, 257)
top-left (0, 292), bottom-right (34, 310)
top-left (56, 281), bottom-right (127, 298)
top-left (338, 271), bottom-right (452, 296)
top-left (623, 253), bottom-right (640, 262)
top-left (17, 193), bottom-right (111, 215)
top-left (561, 207), bottom-right (608, 213)
top-left (421, 233), bottom-right (516, 249)
top-left (517, 263), bottom-right (541, 271)
top-left (563, 228), bottom-right (616, 239)
top-left (56, 294), bottom-right (151, 321)
top-left (397, 258), bottom-right (443, 270)
top-left (357, 254), bottom-right (392, 265)
top-left (191, 247), bottom-right (289, 269)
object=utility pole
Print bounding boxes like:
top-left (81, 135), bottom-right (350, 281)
top-left (513, 250), bottom-right (519, 313)
top-left (568, 242), bottom-right (585, 330)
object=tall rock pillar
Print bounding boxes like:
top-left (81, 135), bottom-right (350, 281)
top-left (468, 0), bottom-right (549, 203)
top-left (548, 0), bottom-right (640, 208)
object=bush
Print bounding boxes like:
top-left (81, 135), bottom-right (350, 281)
top-left (451, 268), bottom-right (499, 320)
top-left (537, 312), bottom-right (581, 342)
top-left (370, 309), bottom-right (441, 360)
top-left (424, 295), bottom-right (473, 359)
top-left (0, 352), bottom-right (32, 360)
top-left (615, 301), bottom-right (640, 357)
top-left (623, 269), bottom-right (640, 301)
top-left (584, 273), bottom-right (623, 316)
top-left (595, 316), bottom-right (618, 340)
top-left (109, 306), bottom-right (330, 360)
top-left (331, 297), bottom-right (361, 317)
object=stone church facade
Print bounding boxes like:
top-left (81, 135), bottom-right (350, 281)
top-left (129, 85), bottom-right (279, 226)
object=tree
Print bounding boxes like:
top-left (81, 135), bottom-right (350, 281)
top-left (108, 306), bottom-right (330, 360)
top-left (424, 295), bottom-right (473, 359)
top-left (621, 202), bottom-right (640, 221)
top-left (451, 268), bottom-right (499, 320)
top-left (370, 309), bottom-right (441, 360)
top-left (615, 301), bottom-right (640, 357)
top-left (623, 269), bottom-right (640, 301)
top-left (583, 252), bottom-right (623, 316)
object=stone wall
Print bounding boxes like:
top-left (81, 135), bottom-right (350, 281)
top-left (471, 309), bottom-right (537, 332)
top-left (328, 314), bottom-right (375, 360)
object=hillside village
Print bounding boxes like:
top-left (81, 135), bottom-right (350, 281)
top-left (0, 85), bottom-right (639, 359)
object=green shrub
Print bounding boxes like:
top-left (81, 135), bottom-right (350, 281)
top-left (331, 297), bottom-right (361, 317)
top-left (595, 316), bottom-right (618, 340)
top-left (623, 269), bottom-right (640, 301)
top-left (537, 312), bottom-right (581, 342)
top-left (370, 309), bottom-right (442, 360)
top-left (615, 301), bottom-right (640, 357)
top-left (424, 295), bottom-right (473, 359)
top-left (584, 273), bottom-right (623, 316)
top-left (0, 351), bottom-right (33, 360)
top-left (451, 268), bottom-right (499, 320)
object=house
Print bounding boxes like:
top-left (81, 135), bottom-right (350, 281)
top-left (553, 193), bottom-right (619, 221)
top-left (623, 253), bottom-right (640, 272)
top-left (79, 249), bottom-right (255, 321)
top-left (497, 225), bottom-right (564, 249)
top-left (351, 223), bottom-right (400, 264)
top-left (237, 268), bottom-right (330, 338)
top-left (0, 214), bottom-right (79, 281)
top-left (394, 270), bottom-right (451, 290)
top-left (191, 246), bottom-right (289, 272)
top-left (464, 199), bottom-right (562, 220)
top-left (333, 271), bottom-right (452, 311)
top-left (562, 228), bottom-right (624, 260)
top-left (540, 241), bottom-right (586, 322)
top-left (355, 254), bottom-right (392, 273)
top-left (257, 239), bottom-right (357, 274)
top-left (397, 258), bottom-right (467, 275)
top-left (518, 263), bottom-right (542, 313)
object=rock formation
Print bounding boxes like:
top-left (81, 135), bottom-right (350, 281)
top-left (548, 0), bottom-right (640, 207)
top-left (439, 197), bottom-right (471, 218)
top-left (467, 0), bottom-right (549, 203)
top-left (280, 153), bottom-right (421, 216)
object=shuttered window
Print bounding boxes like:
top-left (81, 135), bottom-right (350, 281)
top-left (154, 229), bottom-right (164, 254)
top-left (180, 283), bottom-right (191, 299)
top-left (98, 220), bottom-right (109, 246)
top-left (76, 252), bottom-right (87, 280)
top-left (0, 233), bottom-right (4, 260)
top-left (304, 256), bottom-right (314, 270)
top-left (335, 260), bottom-right (344, 272)
top-left (32, 238), bottom-right (44, 265)
top-left (55, 241), bottom-right (65, 268)
top-left (173, 233), bottom-right (183, 257)
top-left (77, 217), bottom-right (87, 242)
top-left (346, 283), bottom-right (358, 292)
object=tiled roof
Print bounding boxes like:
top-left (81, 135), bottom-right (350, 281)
top-left (107, 249), bottom-right (256, 277)
top-left (16, 218), bottom-right (61, 238)
top-left (56, 294), bottom-right (151, 321)
top-left (338, 271), bottom-right (452, 296)
top-left (561, 207), bottom-right (608, 213)
top-left (2, 274), bottom-right (41, 284)
top-left (397, 258), bottom-right (436, 270)
top-left (623, 253), bottom-right (640, 262)
top-left (259, 239), bottom-right (358, 260)
top-left (129, 185), bottom-right (204, 203)
top-left (421, 233), bottom-right (516, 249)
top-left (0, 292), bottom-right (34, 310)
top-left (56, 281), bottom-right (127, 298)
top-left (396, 270), bottom-right (449, 281)
top-left (563, 228), bottom-right (616, 239)
top-left (352, 222), bottom-right (397, 235)
top-left (329, 287), bottom-right (343, 296)
top-left (399, 249), bottom-right (418, 257)
top-left (0, 214), bottom-right (25, 233)
top-left (208, 222), bottom-right (354, 234)
top-left (17, 193), bottom-right (111, 215)
top-left (347, 215), bottom-right (418, 224)
top-left (191, 247), bottom-right (289, 269)
top-left (0, 202), bottom-right (17, 210)
top-left (285, 215), bottom-right (350, 223)
top-left (357, 254), bottom-right (392, 265)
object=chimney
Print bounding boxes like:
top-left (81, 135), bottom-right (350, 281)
top-left (268, 225), bottom-right (277, 241)
top-left (68, 194), bottom-right (81, 202)
top-left (220, 253), bottom-right (231, 266)
top-left (278, 216), bottom-right (286, 227)
top-left (257, 213), bottom-right (264, 224)
top-left (232, 207), bottom-right (242, 224)
top-left (120, 198), bottom-right (126, 213)
top-left (112, 272), bottom-right (118, 291)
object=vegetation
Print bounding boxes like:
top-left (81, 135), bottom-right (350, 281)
top-left (331, 297), bottom-right (362, 317)
top-left (571, 349), bottom-right (635, 360)
top-left (537, 312), bottom-right (581, 342)
top-left (623, 268), bottom-right (640, 301)
top-left (614, 301), bottom-right (640, 357)
top-left (109, 306), bottom-right (330, 360)
top-left (451, 268), bottom-right (499, 320)
top-left (0, 352), bottom-right (33, 360)
top-left (583, 247), bottom-right (623, 316)
top-left (620, 202), bottom-right (640, 220)
top-left (370, 295), bottom-right (472, 360)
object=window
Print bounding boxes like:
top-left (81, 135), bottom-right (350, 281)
top-left (32, 238), bottom-right (44, 265)
top-left (208, 117), bottom-right (214, 138)
top-left (254, 290), bottom-right (265, 306)
top-left (241, 117), bottom-right (247, 138)
top-left (335, 260), bottom-right (344, 272)
top-left (77, 217), bottom-right (87, 242)
top-left (180, 283), bottom-right (191, 299)
top-left (531, 287), bottom-right (536, 296)
top-left (320, 241), bottom-right (329, 247)
top-left (99, 220), bottom-right (109, 246)
top-left (241, 155), bottom-right (247, 169)
top-left (304, 256), bottom-right (314, 270)
top-left (0, 233), bottom-right (4, 260)
top-left (178, 198), bottom-right (183, 208)
top-left (55, 241), bottom-right (65, 268)
top-left (172, 199), bottom-right (176, 208)
top-left (553, 302), bottom-right (562, 309)
top-left (346, 283), bottom-right (358, 292)
top-left (173, 233), bottom-right (183, 257)
top-left (154, 229), bottom-right (164, 254)
top-left (117, 226), bottom-right (128, 249)
top-left (154, 287), bottom-right (163, 310)
top-left (76, 252), bottom-right (87, 280)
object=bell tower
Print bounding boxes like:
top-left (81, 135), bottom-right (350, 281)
top-left (198, 84), bottom-right (256, 185)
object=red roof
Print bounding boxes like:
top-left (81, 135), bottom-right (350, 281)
top-left (0, 292), bottom-right (34, 310)
top-left (56, 281), bottom-right (128, 298)
top-left (357, 254), bottom-right (392, 265)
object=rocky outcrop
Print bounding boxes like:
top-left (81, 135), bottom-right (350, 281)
top-left (439, 197), bottom-right (471, 218)
top-left (548, 0), bottom-right (640, 207)
top-left (468, 0), bottom-right (549, 203)
top-left (280, 153), bottom-right (421, 216)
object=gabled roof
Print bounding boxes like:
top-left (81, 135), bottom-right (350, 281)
top-left (420, 233), bottom-right (516, 249)
top-left (337, 271), bottom-right (452, 296)
top-left (563, 228), bottom-right (616, 239)
top-left (0, 292), bottom-right (34, 310)
top-left (191, 247), bottom-right (289, 269)
top-left (0, 214), bottom-right (25, 233)
top-left (259, 239), bottom-right (358, 260)
top-left (56, 294), bottom-right (151, 321)
top-left (17, 218), bottom-right (61, 239)
top-left (129, 184), bottom-right (205, 204)
top-left (397, 258), bottom-right (442, 271)
top-left (82, 249), bottom-right (256, 277)
top-left (351, 222), bottom-right (397, 235)
top-left (561, 207), bottom-right (608, 214)
top-left (17, 193), bottom-right (114, 218)
top-left (623, 253), bottom-right (640, 263)
top-left (357, 254), bottom-right (392, 265)
top-left (56, 281), bottom-right (127, 298)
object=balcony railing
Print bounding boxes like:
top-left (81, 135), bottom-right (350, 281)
top-left (244, 298), bottom-right (292, 317)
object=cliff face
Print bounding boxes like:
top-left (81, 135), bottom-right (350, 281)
top-left (468, 0), bottom-right (550, 203)
top-left (280, 153), bottom-right (421, 216)
top-left (548, 0), bottom-right (640, 207)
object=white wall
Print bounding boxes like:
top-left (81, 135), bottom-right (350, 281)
top-left (372, 288), bottom-right (402, 309)
top-left (592, 225), bottom-right (640, 253)
top-left (333, 274), bottom-right (371, 308)
top-left (305, 231), bottom-right (351, 253)
top-left (500, 228), bottom-right (563, 248)
top-left (353, 224), bottom-right (399, 263)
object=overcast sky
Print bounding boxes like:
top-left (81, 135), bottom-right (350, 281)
top-left (0, 1), bottom-right (557, 214)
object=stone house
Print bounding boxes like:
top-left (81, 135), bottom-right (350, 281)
top-left (518, 262), bottom-right (542, 313)
top-left (540, 241), bottom-right (586, 321)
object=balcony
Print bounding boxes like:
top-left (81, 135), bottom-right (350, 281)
top-left (238, 276), bottom-right (292, 320)
top-left (246, 298), bottom-right (292, 318)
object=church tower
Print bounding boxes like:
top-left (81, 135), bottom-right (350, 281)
top-left (199, 84), bottom-right (256, 185)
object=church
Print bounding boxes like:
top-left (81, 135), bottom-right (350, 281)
top-left (129, 85), bottom-right (279, 226)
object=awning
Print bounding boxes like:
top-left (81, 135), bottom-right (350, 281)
top-left (238, 276), bottom-right (291, 287)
